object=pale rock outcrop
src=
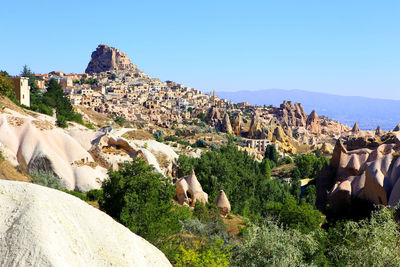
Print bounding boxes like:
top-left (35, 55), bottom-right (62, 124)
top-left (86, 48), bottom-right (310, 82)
top-left (85, 44), bottom-right (140, 74)
top-left (0, 180), bottom-right (171, 267)
top-left (214, 190), bottom-right (231, 217)
top-left (175, 170), bottom-right (208, 207)
top-left (0, 110), bottom-right (107, 191)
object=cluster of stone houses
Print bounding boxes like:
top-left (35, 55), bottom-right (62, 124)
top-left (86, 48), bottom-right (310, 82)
top-left (34, 70), bottom-right (231, 127)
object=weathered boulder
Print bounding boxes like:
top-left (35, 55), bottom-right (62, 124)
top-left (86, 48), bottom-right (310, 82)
top-left (0, 180), bottom-right (172, 266)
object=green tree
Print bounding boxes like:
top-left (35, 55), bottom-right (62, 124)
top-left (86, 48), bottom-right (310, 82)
top-left (100, 158), bottom-right (190, 245)
top-left (265, 145), bottom-right (279, 166)
top-left (261, 158), bottom-right (271, 179)
top-left (43, 79), bottom-right (83, 125)
top-left (0, 71), bottom-right (16, 101)
top-left (264, 196), bottom-right (325, 234)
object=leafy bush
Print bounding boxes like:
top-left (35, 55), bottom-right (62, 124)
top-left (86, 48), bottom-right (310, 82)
top-left (292, 153), bottom-right (329, 179)
top-left (114, 116), bottom-right (126, 126)
top-left (56, 114), bottom-right (68, 128)
top-left (31, 171), bottom-right (61, 189)
top-left (100, 158), bottom-right (191, 246)
top-left (232, 221), bottom-right (318, 267)
top-left (264, 196), bottom-right (325, 233)
top-left (86, 189), bottom-right (103, 201)
top-left (175, 238), bottom-right (232, 267)
top-left (195, 138), bottom-right (208, 148)
top-left (153, 130), bottom-right (164, 142)
top-left (327, 208), bottom-right (400, 266)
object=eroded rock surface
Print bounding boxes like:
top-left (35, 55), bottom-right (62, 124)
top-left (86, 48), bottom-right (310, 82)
top-left (0, 180), bottom-right (171, 267)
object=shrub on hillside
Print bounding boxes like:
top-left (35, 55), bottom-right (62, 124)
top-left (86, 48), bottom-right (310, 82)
top-left (100, 158), bottom-right (191, 246)
top-left (31, 171), bottom-right (61, 189)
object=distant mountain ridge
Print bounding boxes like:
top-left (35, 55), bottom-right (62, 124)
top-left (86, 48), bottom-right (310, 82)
top-left (217, 89), bottom-right (400, 130)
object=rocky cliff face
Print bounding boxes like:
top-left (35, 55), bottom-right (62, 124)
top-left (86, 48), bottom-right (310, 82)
top-left (85, 44), bottom-right (139, 74)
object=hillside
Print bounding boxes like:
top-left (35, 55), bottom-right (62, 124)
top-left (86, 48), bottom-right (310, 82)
top-left (217, 89), bottom-right (400, 130)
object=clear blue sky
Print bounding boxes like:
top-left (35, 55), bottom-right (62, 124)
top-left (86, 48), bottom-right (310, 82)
top-left (1, 0), bottom-right (399, 99)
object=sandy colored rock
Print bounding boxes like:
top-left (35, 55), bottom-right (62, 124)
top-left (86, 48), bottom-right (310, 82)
top-left (375, 125), bottom-right (383, 136)
top-left (175, 170), bottom-right (208, 207)
top-left (0, 180), bottom-right (172, 267)
top-left (351, 122), bottom-right (360, 133)
top-left (214, 190), bottom-right (231, 217)
top-left (0, 110), bottom-right (107, 191)
top-left (306, 110), bottom-right (320, 134)
top-left (222, 113), bottom-right (233, 134)
top-left (86, 44), bottom-right (140, 74)
top-left (231, 113), bottom-right (242, 136)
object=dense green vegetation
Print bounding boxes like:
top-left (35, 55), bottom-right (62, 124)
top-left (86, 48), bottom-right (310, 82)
top-left (0, 71), bottom-right (17, 102)
top-left (33, 139), bottom-right (398, 266)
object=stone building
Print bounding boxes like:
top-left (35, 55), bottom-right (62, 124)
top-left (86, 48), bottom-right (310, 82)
top-left (11, 77), bottom-right (30, 107)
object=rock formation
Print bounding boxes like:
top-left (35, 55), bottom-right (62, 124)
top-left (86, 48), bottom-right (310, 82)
top-left (317, 137), bottom-right (400, 210)
top-left (306, 110), bottom-right (320, 134)
top-left (248, 114), bottom-right (264, 139)
top-left (214, 190), bottom-right (231, 217)
top-left (351, 122), bottom-right (360, 134)
top-left (221, 113), bottom-right (233, 134)
top-left (175, 170), bottom-right (208, 207)
top-left (231, 113), bottom-right (242, 136)
top-left (278, 101), bottom-right (307, 127)
top-left (375, 125), bottom-right (383, 136)
top-left (0, 110), bottom-right (107, 191)
top-left (394, 124), bottom-right (400, 132)
top-left (85, 44), bottom-right (140, 74)
top-left (273, 126), bottom-right (286, 142)
top-left (205, 107), bottom-right (221, 128)
top-left (0, 180), bottom-right (172, 266)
